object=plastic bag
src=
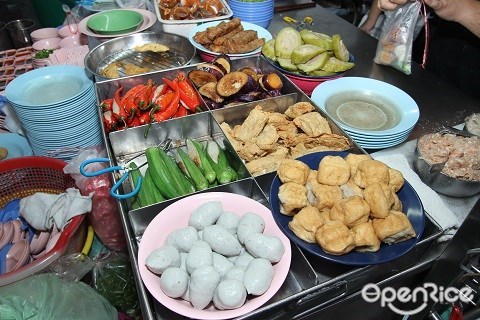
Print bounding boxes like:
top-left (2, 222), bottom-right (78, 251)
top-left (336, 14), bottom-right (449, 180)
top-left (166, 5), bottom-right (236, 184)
top-left (0, 274), bottom-right (117, 319)
top-left (373, 0), bottom-right (421, 74)
top-left (90, 251), bottom-right (140, 318)
top-left (64, 147), bottom-right (127, 251)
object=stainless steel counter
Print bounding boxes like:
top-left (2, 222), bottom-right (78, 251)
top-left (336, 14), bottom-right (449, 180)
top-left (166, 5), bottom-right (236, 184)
top-left (266, 6), bottom-right (480, 140)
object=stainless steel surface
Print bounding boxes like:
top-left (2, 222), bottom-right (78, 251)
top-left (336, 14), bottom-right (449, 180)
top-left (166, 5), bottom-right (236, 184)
top-left (5, 19), bottom-right (35, 49)
top-left (267, 6), bottom-right (480, 142)
top-left (413, 146), bottom-right (480, 198)
top-left (84, 32), bottom-right (196, 80)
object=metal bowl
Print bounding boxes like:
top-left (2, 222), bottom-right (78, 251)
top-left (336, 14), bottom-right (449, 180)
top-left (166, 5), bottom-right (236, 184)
top-left (413, 132), bottom-right (480, 198)
top-left (84, 32), bottom-right (196, 80)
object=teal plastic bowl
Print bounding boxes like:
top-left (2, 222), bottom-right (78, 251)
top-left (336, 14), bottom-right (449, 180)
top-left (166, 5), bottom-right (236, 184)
top-left (87, 9), bottom-right (143, 35)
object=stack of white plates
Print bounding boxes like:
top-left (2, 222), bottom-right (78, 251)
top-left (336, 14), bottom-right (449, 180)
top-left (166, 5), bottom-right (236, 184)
top-left (4, 65), bottom-right (103, 160)
top-left (311, 77), bottom-right (420, 150)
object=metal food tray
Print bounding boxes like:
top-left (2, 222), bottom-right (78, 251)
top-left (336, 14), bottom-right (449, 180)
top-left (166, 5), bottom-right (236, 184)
top-left (94, 56), bottom-right (444, 320)
top-left (84, 32), bottom-right (196, 81)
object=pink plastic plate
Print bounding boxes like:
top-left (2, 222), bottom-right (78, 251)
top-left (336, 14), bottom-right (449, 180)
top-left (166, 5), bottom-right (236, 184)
top-left (138, 192), bottom-right (292, 320)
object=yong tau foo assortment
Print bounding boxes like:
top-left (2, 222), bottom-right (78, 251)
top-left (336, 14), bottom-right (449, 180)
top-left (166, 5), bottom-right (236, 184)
top-left (220, 102), bottom-right (351, 176)
top-left (193, 18), bottom-right (266, 54)
top-left (187, 54), bottom-right (285, 109)
top-left (144, 201), bottom-right (285, 310)
top-left (276, 153), bottom-right (416, 255)
top-left (262, 27), bottom-right (355, 77)
top-left (158, 0), bottom-right (229, 20)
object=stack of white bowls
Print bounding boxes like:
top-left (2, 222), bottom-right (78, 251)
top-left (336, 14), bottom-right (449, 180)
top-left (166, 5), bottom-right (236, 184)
top-left (311, 77), bottom-right (420, 150)
top-left (228, 0), bottom-right (274, 29)
top-left (30, 28), bottom-right (60, 43)
top-left (4, 65), bottom-right (103, 160)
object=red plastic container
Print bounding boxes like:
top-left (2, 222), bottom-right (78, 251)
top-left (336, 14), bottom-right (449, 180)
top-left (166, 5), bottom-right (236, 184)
top-left (0, 156), bottom-right (87, 286)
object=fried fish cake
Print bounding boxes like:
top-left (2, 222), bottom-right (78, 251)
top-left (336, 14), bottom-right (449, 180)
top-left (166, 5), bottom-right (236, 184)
top-left (330, 195), bottom-right (370, 228)
top-left (364, 182), bottom-right (392, 219)
top-left (278, 182), bottom-right (308, 216)
top-left (315, 220), bottom-right (355, 255)
top-left (306, 180), bottom-right (343, 210)
top-left (278, 159), bottom-right (310, 185)
top-left (293, 112), bottom-right (332, 137)
top-left (353, 159), bottom-right (390, 188)
top-left (372, 210), bottom-right (416, 244)
top-left (317, 155), bottom-right (351, 186)
top-left (351, 221), bottom-right (381, 252)
top-left (288, 206), bottom-right (325, 243)
top-left (284, 102), bottom-right (315, 119)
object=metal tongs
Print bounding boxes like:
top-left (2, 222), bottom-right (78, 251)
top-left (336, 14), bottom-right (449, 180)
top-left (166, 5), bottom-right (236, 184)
top-left (283, 16), bottom-right (314, 30)
top-left (79, 139), bottom-right (172, 200)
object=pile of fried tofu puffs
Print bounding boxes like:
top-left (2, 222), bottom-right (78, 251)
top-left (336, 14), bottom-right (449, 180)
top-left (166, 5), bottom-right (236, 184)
top-left (277, 153), bottom-right (416, 255)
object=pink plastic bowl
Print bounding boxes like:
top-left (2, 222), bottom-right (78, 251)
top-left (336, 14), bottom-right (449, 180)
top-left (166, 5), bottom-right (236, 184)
top-left (30, 28), bottom-right (59, 41)
top-left (199, 50), bottom-right (260, 63)
top-left (284, 72), bottom-right (344, 96)
top-left (59, 35), bottom-right (82, 48)
top-left (32, 38), bottom-right (61, 51)
top-left (58, 24), bottom-right (79, 38)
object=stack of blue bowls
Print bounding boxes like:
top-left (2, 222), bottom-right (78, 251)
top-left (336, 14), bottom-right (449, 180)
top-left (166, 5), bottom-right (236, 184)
top-left (228, 0), bottom-right (274, 29)
top-left (5, 65), bottom-right (104, 161)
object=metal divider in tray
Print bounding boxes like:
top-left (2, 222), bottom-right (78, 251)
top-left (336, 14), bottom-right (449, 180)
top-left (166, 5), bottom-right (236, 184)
top-left (94, 56), bottom-right (444, 320)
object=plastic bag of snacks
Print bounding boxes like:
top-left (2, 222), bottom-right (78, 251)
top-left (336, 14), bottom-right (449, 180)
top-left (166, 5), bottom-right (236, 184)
top-left (373, 0), bottom-right (421, 74)
top-left (64, 147), bottom-right (126, 251)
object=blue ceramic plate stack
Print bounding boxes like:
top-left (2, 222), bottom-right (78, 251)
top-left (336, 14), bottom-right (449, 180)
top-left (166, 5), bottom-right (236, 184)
top-left (5, 65), bottom-right (103, 160)
top-left (311, 77), bottom-right (420, 150)
top-left (227, 0), bottom-right (274, 29)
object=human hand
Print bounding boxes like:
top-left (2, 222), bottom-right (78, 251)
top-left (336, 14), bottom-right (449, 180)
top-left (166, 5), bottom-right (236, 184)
top-left (423, 0), bottom-right (462, 22)
top-left (377, 0), bottom-right (409, 11)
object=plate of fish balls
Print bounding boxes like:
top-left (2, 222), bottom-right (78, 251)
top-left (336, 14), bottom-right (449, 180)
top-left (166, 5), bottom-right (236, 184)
top-left (269, 151), bottom-right (425, 266)
top-left (138, 192), bottom-right (292, 319)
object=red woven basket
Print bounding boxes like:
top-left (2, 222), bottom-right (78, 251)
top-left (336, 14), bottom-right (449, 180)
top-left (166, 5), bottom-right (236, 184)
top-left (0, 156), bottom-right (87, 286)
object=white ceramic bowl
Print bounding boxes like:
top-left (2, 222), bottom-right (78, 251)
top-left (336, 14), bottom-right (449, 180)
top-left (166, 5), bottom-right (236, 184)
top-left (58, 24), bottom-right (79, 38)
top-left (30, 28), bottom-right (59, 41)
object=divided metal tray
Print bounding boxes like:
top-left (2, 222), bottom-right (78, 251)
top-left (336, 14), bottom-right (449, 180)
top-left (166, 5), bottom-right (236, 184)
top-left (94, 56), bottom-right (444, 319)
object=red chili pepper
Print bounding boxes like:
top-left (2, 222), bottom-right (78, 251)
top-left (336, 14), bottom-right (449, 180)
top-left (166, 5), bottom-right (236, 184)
top-left (152, 84), bottom-right (180, 122)
top-left (103, 110), bottom-right (117, 133)
top-left (122, 85), bottom-right (145, 119)
top-left (177, 72), bottom-right (201, 111)
top-left (100, 98), bottom-right (113, 112)
top-left (138, 79), bottom-right (155, 110)
top-left (173, 104), bottom-right (188, 118)
top-left (112, 87), bottom-right (127, 125)
top-left (127, 116), bottom-right (141, 128)
top-left (138, 111), bottom-right (152, 125)
top-left (154, 91), bottom-right (176, 112)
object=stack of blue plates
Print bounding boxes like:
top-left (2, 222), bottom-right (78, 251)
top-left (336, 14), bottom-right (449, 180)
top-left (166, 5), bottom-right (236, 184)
top-left (5, 65), bottom-right (103, 160)
top-left (311, 77), bottom-right (420, 150)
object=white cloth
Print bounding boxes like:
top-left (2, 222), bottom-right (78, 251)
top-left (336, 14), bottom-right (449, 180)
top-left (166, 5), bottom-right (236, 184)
top-left (372, 153), bottom-right (460, 241)
top-left (19, 188), bottom-right (92, 231)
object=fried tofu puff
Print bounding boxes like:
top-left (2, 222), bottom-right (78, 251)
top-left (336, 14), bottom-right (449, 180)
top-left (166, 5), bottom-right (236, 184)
top-left (388, 167), bottom-right (405, 193)
top-left (288, 206), bottom-right (325, 243)
top-left (306, 180), bottom-right (343, 210)
top-left (340, 179), bottom-right (364, 198)
top-left (353, 159), bottom-right (390, 188)
top-left (372, 210), bottom-right (416, 244)
top-left (278, 182), bottom-right (308, 216)
top-left (317, 155), bottom-right (351, 186)
top-left (364, 182), bottom-right (392, 219)
top-left (330, 195), bottom-right (370, 228)
top-left (315, 220), bottom-right (355, 255)
top-left (293, 112), bottom-right (332, 137)
top-left (277, 159), bottom-right (310, 185)
top-left (344, 153), bottom-right (372, 177)
top-left (351, 221), bottom-right (381, 252)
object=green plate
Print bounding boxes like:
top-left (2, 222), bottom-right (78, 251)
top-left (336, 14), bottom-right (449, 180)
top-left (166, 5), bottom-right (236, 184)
top-left (87, 9), bottom-right (143, 35)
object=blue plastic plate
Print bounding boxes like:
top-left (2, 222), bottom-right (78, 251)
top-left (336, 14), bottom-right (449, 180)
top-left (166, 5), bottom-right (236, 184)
top-left (0, 133), bottom-right (33, 160)
top-left (269, 151), bottom-right (425, 265)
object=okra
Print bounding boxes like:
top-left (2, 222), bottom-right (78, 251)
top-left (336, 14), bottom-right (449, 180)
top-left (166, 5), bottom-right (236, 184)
top-left (145, 167), bottom-right (165, 203)
top-left (186, 139), bottom-right (216, 183)
top-left (157, 148), bottom-right (196, 196)
top-left (128, 162), bottom-right (154, 207)
top-left (145, 147), bottom-right (180, 199)
top-left (177, 148), bottom-right (209, 191)
top-left (206, 140), bottom-right (233, 184)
